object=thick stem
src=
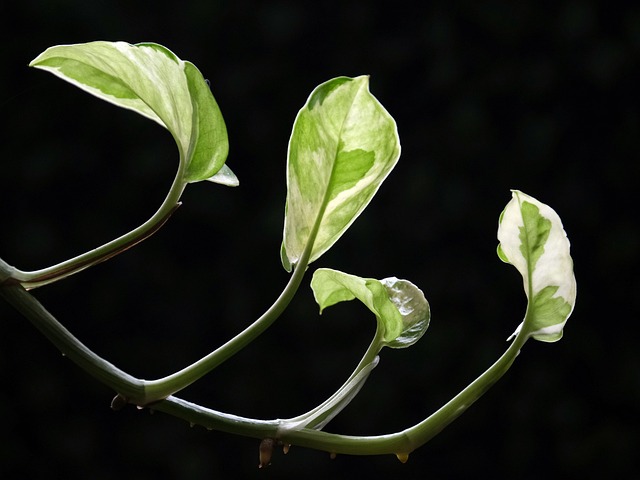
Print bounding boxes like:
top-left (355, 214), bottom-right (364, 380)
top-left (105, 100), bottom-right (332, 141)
top-left (278, 326), bottom-right (383, 431)
top-left (0, 238), bottom-right (313, 405)
top-left (148, 328), bottom-right (529, 458)
top-left (1, 259), bottom-right (531, 458)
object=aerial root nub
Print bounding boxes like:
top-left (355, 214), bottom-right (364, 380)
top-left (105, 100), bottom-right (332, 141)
top-left (396, 452), bottom-right (409, 463)
top-left (110, 393), bottom-right (127, 411)
top-left (258, 438), bottom-right (276, 468)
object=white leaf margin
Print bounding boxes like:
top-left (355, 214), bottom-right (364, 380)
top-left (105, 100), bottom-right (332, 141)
top-left (498, 190), bottom-right (577, 341)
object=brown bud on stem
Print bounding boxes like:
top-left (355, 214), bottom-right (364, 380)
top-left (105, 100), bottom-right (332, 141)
top-left (258, 438), bottom-right (276, 468)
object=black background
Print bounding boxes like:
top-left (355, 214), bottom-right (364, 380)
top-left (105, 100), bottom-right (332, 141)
top-left (1, 1), bottom-right (638, 479)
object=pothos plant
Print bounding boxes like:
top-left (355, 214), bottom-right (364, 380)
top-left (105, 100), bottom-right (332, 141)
top-left (0, 41), bottom-right (577, 468)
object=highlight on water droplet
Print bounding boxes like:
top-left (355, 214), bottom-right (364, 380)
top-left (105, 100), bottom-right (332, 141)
top-left (396, 452), bottom-right (409, 463)
top-left (282, 444), bottom-right (291, 454)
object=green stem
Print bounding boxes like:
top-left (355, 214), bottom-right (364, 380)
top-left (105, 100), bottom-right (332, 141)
top-left (397, 329), bottom-right (528, 454)
top-left (0, 216), bottom-right (315, 404)
top-left (1, 254), bottom-right (530, 459)
top-left (141, 249), bottom-right (312, 401)
top-left (0, 256), bottom-right (310, 405)
top-left (149, 327), bottom-right (529, 459)
top-left (278, 326), bottom-right (383, 431)
top-left (0, 280), bottom-right (144, 399)
top-left (141, 189), bottom-right (327, 401)
top-left (5, 170), bottom-right (187, 290)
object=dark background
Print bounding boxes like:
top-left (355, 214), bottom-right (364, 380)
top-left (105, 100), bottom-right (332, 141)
top-left (1, 1), bottom-right (638, 478)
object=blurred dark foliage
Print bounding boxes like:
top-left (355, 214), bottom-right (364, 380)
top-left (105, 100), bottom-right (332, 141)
top-left (0, 1), bottom-right (638, 478)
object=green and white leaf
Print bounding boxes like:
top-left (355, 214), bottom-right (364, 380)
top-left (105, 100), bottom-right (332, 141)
top-left (281, 76), bottom-right (400, 271)
top-left (30, 41), bottom-right (236, 186)
top-left (497, 190), bottom-right (576, 342)
top-left (311, 268), bottom-right (430, 348)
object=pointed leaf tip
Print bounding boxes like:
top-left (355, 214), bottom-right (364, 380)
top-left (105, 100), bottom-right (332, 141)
top-left (497, 190), bottom-right (576, 342)
top-left (205, 164), bottom-right (239, 186)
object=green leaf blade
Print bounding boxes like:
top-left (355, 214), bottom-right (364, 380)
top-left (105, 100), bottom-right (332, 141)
top-left (182, 61), bottom-right (232, 184)
top-left (30, 41), bottom-right (234, 186)
top-left (281, 76), bottom-right (400, 270)
top-left (497, 190), bottom-right (576, 342)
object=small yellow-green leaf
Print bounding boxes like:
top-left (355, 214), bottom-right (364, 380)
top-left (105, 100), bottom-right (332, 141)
top-left (311, 268), bottom-right (429, 348)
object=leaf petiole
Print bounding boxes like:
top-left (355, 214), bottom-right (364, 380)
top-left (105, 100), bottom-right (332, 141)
top-left (5, 170), bottom-right (188, 290)
top-left (277, 326), bottom-right (384, 433)
top-left (141, 247), bottom-right (313, 402)
top-left (0, 196), bottom-right (321, 405)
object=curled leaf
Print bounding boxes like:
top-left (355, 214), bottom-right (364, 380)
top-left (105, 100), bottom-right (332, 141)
top-left (497, 190), bottom-right (576, 342)
top-left (30, 41), bottom-right (236, 186)
top-left (311, 268), bottom-right (430, 348)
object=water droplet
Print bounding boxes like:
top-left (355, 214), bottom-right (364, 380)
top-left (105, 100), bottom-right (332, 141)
top-left (329, 452), bottom-right (337, 460)
top-left (189, 422), bottom-right (195, 428)
top-left (282, 444), bottom-right (291, 454)
top-left (396, 453), bottom-right (409, 463)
